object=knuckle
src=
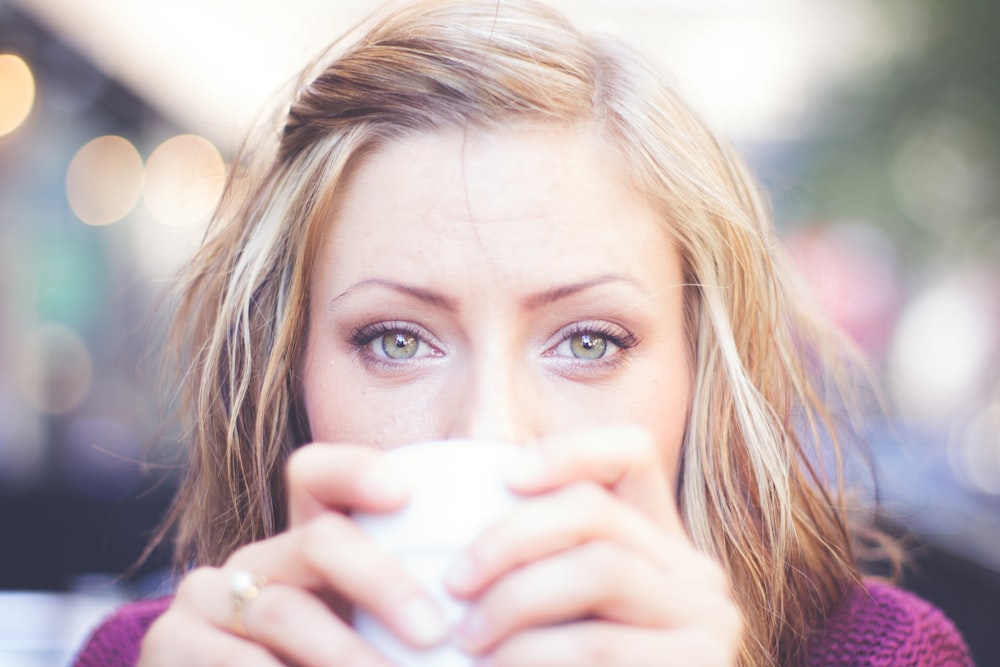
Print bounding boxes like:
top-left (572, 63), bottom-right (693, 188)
top-left (139, 610), bottom-right (177, 653)
top-left (284, 445), bottom-right (316, 485)
top-left (298, 513), bottom-right (344, 563)
top-left (482, 579), bottom-right (527, 621)
top-left (569, 480), bottom-right (611, 516)
top-left (622, 425), bottom-right (656, 461)
top-left (225, 538), bottom-right (268, 570)
top-left (684, 627), bottom-right (729, 666)
top-left (175, 567), bottom-right (216, 600)
top-left (580, 539), bottom-right (621, 572)
top-left (720, 600), bottom-right (744, 639)
top-left (693, 552), bottom-right (728, 588)
top-left (249, 585), bottom-right (293, 631)
top-left (697, 594), bottom-right (743, 651)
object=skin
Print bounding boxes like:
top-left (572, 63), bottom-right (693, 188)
top-left (139, 124), bottom-right (742, 667)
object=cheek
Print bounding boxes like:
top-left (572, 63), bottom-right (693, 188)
top-left (301, 367), bottom-right (388, 444)
top-left (299, 342), bottom-right (342, 442)
top-left (628, 352), bottom-right (693, 484)
top-left (300, 332), bottom-right (365, 443)
top-left (646, 378), bottom-right (690, 484)
top-left (300, 341), bottom-right (444, 446)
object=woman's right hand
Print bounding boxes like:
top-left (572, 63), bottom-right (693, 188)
top-left (137, 443), bottom-right (448, 667)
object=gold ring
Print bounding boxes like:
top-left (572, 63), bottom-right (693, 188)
top-left (231, 570), bottom-right (268, 637)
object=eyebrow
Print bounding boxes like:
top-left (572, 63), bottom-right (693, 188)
top-left (328, 274), bottom-right (643, 312)
top-left (329, 278), bottom-right (457, 311)
top-left (520, 274), bottom-right (643, 309)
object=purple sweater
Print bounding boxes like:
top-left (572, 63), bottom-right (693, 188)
top-left (73, 580), bottom-right (974, 666)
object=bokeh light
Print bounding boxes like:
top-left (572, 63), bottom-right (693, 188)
top-left (14, 323), bottom-right (93, 415)
top-left (0, 54), bottom-right (36, 137)
top-left (891, 114), bottom-right (996, 232)
top-left (143, 134), bottom-right (225, 226)
top-left (949, 404), bottom-right (1000, 495)
top-left (786, 221), bottom-right (901, 357)
top-left (888, 283), bottom-right (996, 419)
top-left (66, 135), bottom-right (144, 226)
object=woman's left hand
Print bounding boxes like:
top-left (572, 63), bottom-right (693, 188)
top-left (444, 426), bottom-right (743, 667)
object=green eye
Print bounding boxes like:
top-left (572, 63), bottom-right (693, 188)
top-left (569, 333), bottom-right (607, 359)
top-left (381, 332), bottom-right (418, 359)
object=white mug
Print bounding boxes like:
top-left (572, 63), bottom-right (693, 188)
top-left (353, 440), bottom-right (522, 667)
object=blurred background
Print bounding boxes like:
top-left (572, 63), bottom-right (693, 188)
top-left (0, 0), bottom-right (997, 664)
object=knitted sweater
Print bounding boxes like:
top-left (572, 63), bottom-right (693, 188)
top-left (73, 580), bottom-right (974, 666)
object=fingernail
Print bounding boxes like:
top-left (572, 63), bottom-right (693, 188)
top-left (444, 555), bottom-right (478, 594)
top-left (504, 450), bottom-right (548, 489)
top-left (399, 596), bottom-right (448, 645)
top-left (453, 608), bottom-right (489, 650)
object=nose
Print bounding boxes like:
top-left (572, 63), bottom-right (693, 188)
top-left (444, 352), bottom-right (537, 444)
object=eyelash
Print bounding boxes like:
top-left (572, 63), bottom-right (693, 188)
top-left (546, 321), bottom-right (639, 368)
top-left (348, 320), bottom-right (639, 371)
top-left (349, 320), bottom-right (441, 369)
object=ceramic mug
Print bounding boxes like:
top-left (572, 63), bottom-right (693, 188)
top-left (353, 440), bottom-right (521, 667)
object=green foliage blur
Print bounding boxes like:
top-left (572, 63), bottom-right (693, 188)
top-left (806, 0), bottom-right (1000, 268)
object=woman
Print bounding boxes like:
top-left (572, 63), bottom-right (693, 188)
top-left (76, 1), bottom-right (973, 666)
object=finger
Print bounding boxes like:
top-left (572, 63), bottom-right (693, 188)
top-left (234, 516), bottom-right (449, 645)
top-left (287, 443), bottom-right (412, 525)
top-left (453, 540), bottom-right (734, 653)
top-left (177, 516), bottom-right (448, 647)
top-left (483, 619), bottom-right (741, 667)
top-left (139, 608), bottom-right (283, 667)
top-left (446, 481), bottom-right (689, 596)
top-left (504, 426), bottom-right (683, 531)
top-left (241, 581), bottom-right (393, 667)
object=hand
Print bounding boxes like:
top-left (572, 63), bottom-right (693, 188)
top-left (444, 426), bottom-right (743, 667)
top-left (138, 443), bottom-right (449, 667)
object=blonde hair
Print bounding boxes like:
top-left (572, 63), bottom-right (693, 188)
top-left (161, 1), bottom-right (881, 665)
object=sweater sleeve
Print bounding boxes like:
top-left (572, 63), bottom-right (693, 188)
top-left (808, 580), bottom-right (975, 667)
top-left (73, 596), bottom-right (172, 667)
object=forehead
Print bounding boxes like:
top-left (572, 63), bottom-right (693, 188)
top-left (319, 123), bottom-right (675, 286)
top-left (348, 125), bottom-right (616, 216)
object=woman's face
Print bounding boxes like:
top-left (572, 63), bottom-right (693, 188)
top-left (301, 124), bottom-right (692, 480)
